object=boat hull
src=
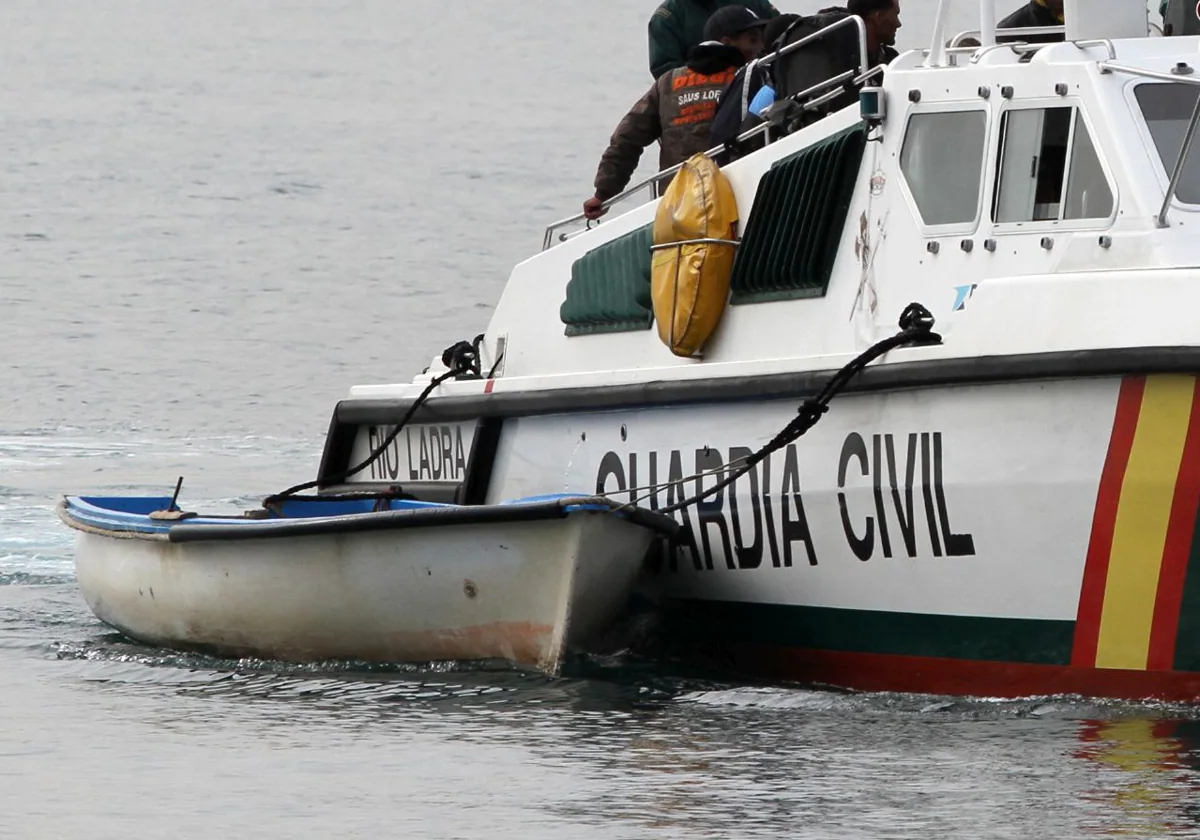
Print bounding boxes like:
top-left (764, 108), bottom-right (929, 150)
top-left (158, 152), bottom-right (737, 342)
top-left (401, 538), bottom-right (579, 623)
top-left (651, 601), bottom-right (1200, 701)
top-left (384, 372), bottom-right (1200, 699)
top-left (66, 506), bottom-right (657, 673)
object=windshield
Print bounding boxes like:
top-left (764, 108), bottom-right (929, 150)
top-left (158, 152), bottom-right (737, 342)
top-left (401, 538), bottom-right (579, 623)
top-left (1135, 82), bottom-right (1200, 204)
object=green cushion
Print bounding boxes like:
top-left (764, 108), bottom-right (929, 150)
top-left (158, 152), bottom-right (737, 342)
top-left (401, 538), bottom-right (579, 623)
top-left (560, 224), bottom-right (655, 336)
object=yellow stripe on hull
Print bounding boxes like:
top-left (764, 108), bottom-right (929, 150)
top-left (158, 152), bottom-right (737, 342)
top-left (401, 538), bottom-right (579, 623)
top-left (1095, 376), bottom-right (1195, 670)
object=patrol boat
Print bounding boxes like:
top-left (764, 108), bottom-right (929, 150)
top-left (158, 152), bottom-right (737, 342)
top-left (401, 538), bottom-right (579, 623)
top-left (315, 0), bottom-right (1200, 700)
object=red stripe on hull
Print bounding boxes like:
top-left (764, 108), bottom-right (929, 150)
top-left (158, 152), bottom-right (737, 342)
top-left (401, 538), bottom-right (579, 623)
top-left (737, 646), bottom-right (1200, 701)
top-left (1148, 379), bottom-right (1200, 669)
top-left (1073, 377), bottom-right (1146, 667)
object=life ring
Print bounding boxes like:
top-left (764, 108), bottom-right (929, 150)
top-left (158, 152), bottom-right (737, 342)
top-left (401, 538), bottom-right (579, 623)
top-left (650, 153), bottom-right (739, 358)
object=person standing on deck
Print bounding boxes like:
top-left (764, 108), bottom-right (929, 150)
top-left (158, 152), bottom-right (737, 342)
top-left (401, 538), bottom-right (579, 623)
top-left (583, 7), bottom-right (767, 221)
top-left (710, 1), bottom-right (900, 151)
top-left (997, 0), bottom-right (1065, 43)
top-left (650, 0), bottom-right (778, 79)
top-left (708, 13), bottom-right (802, 149)
top-left (853, 0), bottom-right (902, 66)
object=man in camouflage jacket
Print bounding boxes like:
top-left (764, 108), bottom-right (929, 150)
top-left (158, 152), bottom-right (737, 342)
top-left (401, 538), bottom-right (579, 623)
top-left (584, 7), bottom-right (767, 220)
top-left (650, 0), bottom-right (779, 78)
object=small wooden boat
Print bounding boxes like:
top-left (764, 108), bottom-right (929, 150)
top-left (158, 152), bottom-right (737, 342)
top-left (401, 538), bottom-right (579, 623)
top-left (57, 493), bottom-right (675, 674)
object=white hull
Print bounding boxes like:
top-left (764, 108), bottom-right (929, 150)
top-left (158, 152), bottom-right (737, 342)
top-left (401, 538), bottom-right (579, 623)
top-left (487, 377), bottom-right (1113, 616)
top-left (70, 512), bottom-right (655, 673)
top-left (331, 372), bottom-right (1200, 697)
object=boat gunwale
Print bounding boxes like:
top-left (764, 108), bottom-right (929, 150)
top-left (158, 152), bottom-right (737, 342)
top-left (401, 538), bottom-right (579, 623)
top-left (57, 496), bottom-right (679, 544)
top-left (331, 346), bottom-right (1200, 426)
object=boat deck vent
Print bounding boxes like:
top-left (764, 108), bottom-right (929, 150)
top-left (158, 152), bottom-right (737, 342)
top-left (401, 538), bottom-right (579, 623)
top-left (729, 124), bottom-right (867, 304)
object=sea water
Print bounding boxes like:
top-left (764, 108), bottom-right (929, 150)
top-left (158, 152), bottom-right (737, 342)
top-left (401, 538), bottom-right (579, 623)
top-left (2, 2), bottom-right (1196, 837)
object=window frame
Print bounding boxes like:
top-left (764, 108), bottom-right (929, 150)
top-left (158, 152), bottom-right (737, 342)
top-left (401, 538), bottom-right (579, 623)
top-left (1129, 79), bottom-right (1200, 210)
top-left (989, 98), bottom-right (1118, 234)
top-left (896, 104), bottom-right (991, 237)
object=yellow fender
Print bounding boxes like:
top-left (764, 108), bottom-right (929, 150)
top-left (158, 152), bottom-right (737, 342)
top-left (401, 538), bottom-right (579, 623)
top-left (650, 153), bottom-right (739, 358)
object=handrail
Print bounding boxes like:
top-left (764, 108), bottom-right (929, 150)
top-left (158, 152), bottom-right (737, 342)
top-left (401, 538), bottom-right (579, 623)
top-left (1075, 39), bottom-right (1117, 60)
top-left (650, 237), bottom-right (740, 251)
top-left (969, 36), bottom-right (1071, 64)
top-left (1099, 61), bottom-right (1200, 226)
top-left (942, 31), bottom-right (1115, 61)
top-left (756, 14), bottom-right (870, 82)
top-left (550, 120), bottom-right (777, 249)
top-left (1099, 61), bottom-right (1200, 86)
top-left (968, 42), bottom-right (1021, 63)
top-left (546, 65), bottom-right (884, 249)
top-left (949, 25), bottom-right (1066, 47)
top-left (1007, 37), bottom-right (1116, 60)
top-left (541, 14), bottom-right (871, 251)
top-left (1160, 93), bottom-right (1200, 227)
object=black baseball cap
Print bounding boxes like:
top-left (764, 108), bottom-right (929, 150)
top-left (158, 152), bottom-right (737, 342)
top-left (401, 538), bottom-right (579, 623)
top-left (703, 5), bottom-right (770, 41)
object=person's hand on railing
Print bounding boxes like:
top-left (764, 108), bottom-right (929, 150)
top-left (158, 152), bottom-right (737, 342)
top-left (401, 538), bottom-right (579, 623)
top-left (583, 196), bottom-right (609, 221)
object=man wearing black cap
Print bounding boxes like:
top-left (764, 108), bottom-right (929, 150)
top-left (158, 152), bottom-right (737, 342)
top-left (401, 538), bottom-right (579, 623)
top-left (584, 7), bottom-right (767, 220)
top-left (650, 0), bottom-right (778, 79)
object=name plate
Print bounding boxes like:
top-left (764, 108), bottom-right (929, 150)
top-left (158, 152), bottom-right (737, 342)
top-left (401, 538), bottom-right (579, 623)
top-left (345, 421), bottom-right (476, 484)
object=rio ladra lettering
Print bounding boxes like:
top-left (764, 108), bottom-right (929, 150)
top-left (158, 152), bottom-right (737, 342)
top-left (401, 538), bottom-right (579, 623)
top-left (364, 424), bottom-right (467, 482)
top-left (595, 444), bottom-right (818, 573)
top-left (594, 431), bottom-right (975, 572)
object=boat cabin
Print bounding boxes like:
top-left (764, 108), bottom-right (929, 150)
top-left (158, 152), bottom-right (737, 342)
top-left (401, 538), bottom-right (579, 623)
top-left (478, 8), bottom-right (1194, 377)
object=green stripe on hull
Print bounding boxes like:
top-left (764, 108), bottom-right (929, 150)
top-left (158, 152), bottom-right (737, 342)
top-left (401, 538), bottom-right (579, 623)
top-left (1174, 514), bottom-right (1200, 671)
top-left (664, 600), bottom-right (1076, 665)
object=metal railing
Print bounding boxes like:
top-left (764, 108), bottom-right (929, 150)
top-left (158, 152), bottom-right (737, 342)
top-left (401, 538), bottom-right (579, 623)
top-left (1099, 60), bottom-right (1200, 226)
top-left (967, 34), bottom-right (1115, 65)
top-left (1073, 39), bottom-right (1118, 60)
top-left (541, 14), bottom-right (871, 251)
top-left (949, 25), bottom-right (1067, 47)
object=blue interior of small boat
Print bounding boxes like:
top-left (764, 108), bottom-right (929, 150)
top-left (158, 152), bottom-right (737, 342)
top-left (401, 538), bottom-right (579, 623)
top-left (75, 494), bottom-right (606, 515)
top-left (75, 495), bottom-right (448, 519)
top-left (63, 493), bottom-right (614, 535)
top-left (64, 496), bottom-right (448, 535)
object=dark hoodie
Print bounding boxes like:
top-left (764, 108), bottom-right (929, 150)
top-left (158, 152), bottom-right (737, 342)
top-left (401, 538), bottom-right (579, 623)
top-left (997, 1), bottom-right (1064, 43)
top-left (593, 42), bottom-right (746, 202)
top-left (708, 13), bottom-right (801, 150)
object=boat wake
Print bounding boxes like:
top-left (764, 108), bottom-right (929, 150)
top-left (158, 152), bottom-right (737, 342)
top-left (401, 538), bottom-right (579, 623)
top-left (46, 625), bottom-right (754, 713)
top-left (0, 570), bottom-right (74, 587)
top-left (41, 622), bottom-right (1200, 721)
top-left (676, 685), bottom-right (1200, 720)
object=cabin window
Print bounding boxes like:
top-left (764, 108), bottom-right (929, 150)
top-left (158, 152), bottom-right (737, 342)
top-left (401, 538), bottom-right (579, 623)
top-left (899, 110), bottom-right (987, 227)
top-left (993, 107), bottom-right (1114, 224)
top-left (1136, 82), bottom-right (1200, 204)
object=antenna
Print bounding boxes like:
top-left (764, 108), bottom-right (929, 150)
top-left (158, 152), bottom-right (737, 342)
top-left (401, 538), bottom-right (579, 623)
top-left (980, 0), bottom-right (997, 46)
top-left (925, 0), bottom-right (951, 67)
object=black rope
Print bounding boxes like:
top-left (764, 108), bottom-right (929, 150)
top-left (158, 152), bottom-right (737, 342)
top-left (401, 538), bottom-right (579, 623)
top-left (657, 302), bottom-right (939, 514)
top-left (485, 346), bottom-right (505, 380)
top-left (261, 338), bottom-right (486, 509)
top-left (259, 303), bottom-right (933, 514)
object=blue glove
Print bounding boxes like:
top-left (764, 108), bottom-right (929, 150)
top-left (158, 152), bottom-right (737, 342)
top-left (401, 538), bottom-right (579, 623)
top-left (749, 84), bottom-right (776, 117)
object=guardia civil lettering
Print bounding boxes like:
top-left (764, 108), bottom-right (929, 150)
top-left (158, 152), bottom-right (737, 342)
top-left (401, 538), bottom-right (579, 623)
top-left (595, 431), bottom-right (976, 571)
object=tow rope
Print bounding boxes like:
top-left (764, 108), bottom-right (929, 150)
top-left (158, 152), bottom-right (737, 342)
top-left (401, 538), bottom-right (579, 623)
top-left (618, 302), bottom-right (939, 514)
top-left (261, 303), bottom-right (937, 514)
top-left (260, 335), bottom-right (487, 509)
